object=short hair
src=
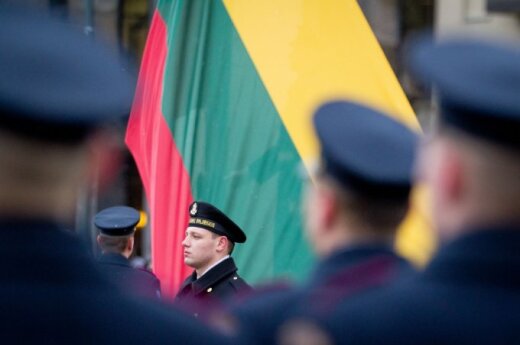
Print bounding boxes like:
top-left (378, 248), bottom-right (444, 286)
top-left (98, 235), bottom-right (131, 254)
top-left (211, 233), bottom-right (235, 255)
top-left (320, 174), bottom-right (410, 234)
top-left (441, 126), bottom-right (520, 215)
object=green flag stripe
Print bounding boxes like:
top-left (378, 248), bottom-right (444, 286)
top-left (157, 0), bottom-right (314, 283)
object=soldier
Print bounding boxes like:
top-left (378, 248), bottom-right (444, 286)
top-left (175, 201), bottom-right (252, 317)
top-left (287, 38), bottom-right (520, 345)
top-left (0, 6), bottom-right (226, 344)
top-left (95, 206), bottom-right (161, 299)
top-left (226, 101), bottom-right (418, 344)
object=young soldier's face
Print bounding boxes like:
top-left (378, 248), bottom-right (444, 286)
top-left (182, 227), bottom-right (219, 270)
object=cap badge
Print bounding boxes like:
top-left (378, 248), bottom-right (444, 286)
top-left (190, 203), bottom-right (198, 216)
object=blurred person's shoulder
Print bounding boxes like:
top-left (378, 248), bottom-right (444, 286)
top-left (0, 220), bottom-right (228, 344)
top-left (315, 228), bottom-right (520, 345)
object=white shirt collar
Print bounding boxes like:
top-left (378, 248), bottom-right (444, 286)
top-left (197, 255), bottom-right (230, 278)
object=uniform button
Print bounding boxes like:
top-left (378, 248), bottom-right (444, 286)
top-left (207, 287), bottom-right (213, 293)
top-left (233, 276), bottom-right (238, 280)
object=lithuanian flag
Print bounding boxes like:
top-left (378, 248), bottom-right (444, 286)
top-left (126, 0), bottom-right (435, 298)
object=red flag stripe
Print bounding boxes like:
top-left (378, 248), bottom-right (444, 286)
top-left (126, 10), bottom-right (192, 297)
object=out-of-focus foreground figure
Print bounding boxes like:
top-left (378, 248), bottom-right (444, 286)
top-left (0, 6), bottom-right (227, 344)
top-left (283, 38), bottom-right (520, 345)
top-left (224, 101), bottom-right (418, 344)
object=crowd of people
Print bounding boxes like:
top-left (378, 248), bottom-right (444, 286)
top-left (1, 4), bottom-right (520, 345)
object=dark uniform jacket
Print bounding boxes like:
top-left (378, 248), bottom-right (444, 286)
top-left (175, 257), bottom-right (251, 317)
top-left (322, 226), bottom-right (520, 345)
top-left (233, 245), bottom-right (412, 345)
top-left (0, 219), bottom-right (227, 345)
top-left (98, 253), bottom-right (161, 300)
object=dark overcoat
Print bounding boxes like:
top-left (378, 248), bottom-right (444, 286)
top-left (322, 226), bottom-right (520, 345)
top-left (0, 219), bottom-right (227, 345)
top-left (98, 253), bottom-right (161, 299)
top-left (175, 257), bottom-right (252, 317)
top-left (233, 245), bottom-right (412, 345)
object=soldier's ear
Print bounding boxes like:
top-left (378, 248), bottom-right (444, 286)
top-left (319, 186), bottom-right (340, 232)
top-left (437, 141), bottom-right (465, 205)
top-left (127, 237), bottom-right (135, 252)
top-left (216, 236), bottom-right (228, 253)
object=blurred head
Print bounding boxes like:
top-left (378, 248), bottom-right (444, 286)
top-left (409, 38), bottom-right (520, 242)
top-left (304, 101), bottom-right (418, 257)
top-left (0, 125), bottom-right (121, 223)
top-left (304, 167), bottom-right (411, 258)
top-left (0, 7), bottom-right (133, 223)
top-left (417, 124), bottom-right (520, 242)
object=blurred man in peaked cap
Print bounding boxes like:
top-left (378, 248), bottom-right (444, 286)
top-left (175, 201), bottom-right (251, 318)
top-left (225, 100), bottom-right (418, 344)
top-left (0, 6), bottom-right (226, 344)
top-left (291, 38), bottom-right (520, 345)
top-left (95, 206), bottom-right (161, 300)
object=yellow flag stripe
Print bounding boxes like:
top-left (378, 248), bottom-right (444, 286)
top-left (223, 0), bottom-right (419, 163)
top-left (222, 0), bottom-right (435, 265)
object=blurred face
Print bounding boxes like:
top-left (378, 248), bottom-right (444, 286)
top-left (416, 133), bottom-right (452, 239)
top-left (303, 179), bottom-right (332, 257)
top-left (182, 227), bottom-right (219, 271)
top-left (303, 182), bottom-right (321, 250)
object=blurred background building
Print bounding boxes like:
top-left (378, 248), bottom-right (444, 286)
top-left (15, 0), bottom-right (520, 265)
top-left (359, 0), bottom-right (520, 127)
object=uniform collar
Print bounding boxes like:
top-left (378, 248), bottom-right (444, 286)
top-left (197, 255), bottom-right (230, 278)
top-left (191, 257), bottom-right (237, 295)
top-left (424, 224), bottom-right (520, 288)
top-left (98, 252), bottom-right (131, 267)
top-left (310, 244), bottom-right (399, 283)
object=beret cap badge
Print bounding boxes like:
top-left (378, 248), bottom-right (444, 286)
top-left (190, 203), bottom-right (198, 216)
top-left (187, 201), bottom-right (246, 243)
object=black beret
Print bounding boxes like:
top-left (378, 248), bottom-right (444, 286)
top-left (0, 6), bottom-right (134, 143)
top-left (188, 201), bottom-right (246, 243)
top-left (408, 38), bottom-right (520, 148)
top-left (94, 206), bottom-right (140, 237)
top-left (314, 101), bottom-right (418, 199)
